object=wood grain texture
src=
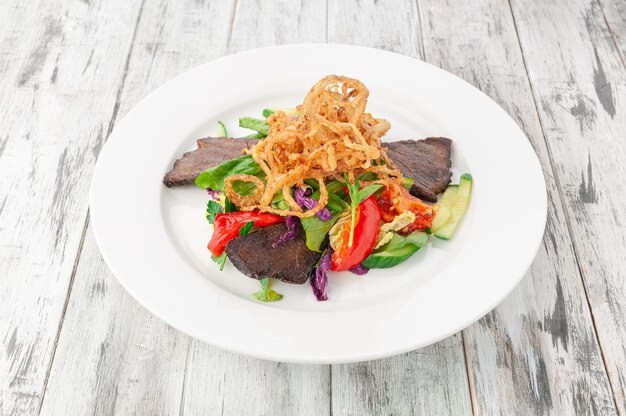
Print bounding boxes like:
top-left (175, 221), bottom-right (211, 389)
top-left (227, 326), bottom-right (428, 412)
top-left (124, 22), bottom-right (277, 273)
top-left (598, 0), bottom-right (626, 65)
top-left (38, 232), bottom-right (189, 416)
top-left (1, 0), bottom-right (624, 414)
top-left (38, 0), bottom-right (235, 415)
top-left (419, 0), bottom-right (620, 414)
top-left (183, 342), bottom-right (330, 416)
top-left (509, 0), bottom-right (626, 412)
top-left (331, 334), bottom-right (472, 416)
top-left (0, 1), bottom-right (143, 415)
top-left (41, 1), bottom-right (332, 415)
top-left (326, 2), bottom-right (473, 415)
top-left (327, 0), bottom-right (422, 58)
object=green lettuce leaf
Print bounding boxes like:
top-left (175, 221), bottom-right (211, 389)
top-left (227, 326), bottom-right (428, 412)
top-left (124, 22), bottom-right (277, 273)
top-left (195, 155), bottom-right (265, 195)
top-left (239, 117), bottom-right (269, 136)
top-left (301, 213), bottom-right (341, 252)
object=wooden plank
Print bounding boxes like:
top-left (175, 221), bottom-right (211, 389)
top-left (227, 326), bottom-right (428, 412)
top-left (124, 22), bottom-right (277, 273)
top-left (38, 0), bottom-right (235, 415)
top-left (327, 2), bottom-right (473, 415)
top-left (508, 0), bottom-right (626, 412)
top-left (326, 0), bottom-right (423, 58)
top-left (419, 0), bottom-right (620, 414)
top-left (180, 2), bottom-right (331, 415)
top-left (41, 1), bottom-right (332, 415)
top-left (332, 335), bottom-right (472, 416)
top-left (38, 232), bottom-right (190, 416)
top-left (227, 0), bottom-right (327, 53)
top-left (0, 1), bottom-right (143, 415)
top-left (183, 342), bottom-right (331, 416)
top-left (598, 0), bottom-right (626, 65)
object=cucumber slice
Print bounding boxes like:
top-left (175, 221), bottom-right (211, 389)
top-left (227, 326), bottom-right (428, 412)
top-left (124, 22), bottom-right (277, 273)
top-left (362, 231), bottom-right (428, 269)
top-left (430, 185), bottom-right (458, 232)
top-left (214, 121), bottom-right (227, 137)
top-left (434, 174), bottom-right (472, 240)
top-left (361, 243), bottom-right (417, 268)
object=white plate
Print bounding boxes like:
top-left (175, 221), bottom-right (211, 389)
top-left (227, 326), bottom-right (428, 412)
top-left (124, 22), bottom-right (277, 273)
top-left (90, 44), bottom-right (546, 363)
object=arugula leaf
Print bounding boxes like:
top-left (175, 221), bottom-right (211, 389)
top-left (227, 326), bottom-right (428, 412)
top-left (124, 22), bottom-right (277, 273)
top-left (343, 174), bottom-right (383, 248)
top-left (239, 117), bottom-right (269, 136)
top-left (344, 175), bottom-right (360, 248)
top-left (239, 221), bottom-right (254, 236)
top-left (195, 155), bottom-right (265, 195)
top-left (357, 172), bottom-right (378, 181)
top-left (206, 200), bottom-right (223, 224)
top-left (357, 184), bottom-right (383, 202)
top-left (252, 278), bottom-right (283, 302)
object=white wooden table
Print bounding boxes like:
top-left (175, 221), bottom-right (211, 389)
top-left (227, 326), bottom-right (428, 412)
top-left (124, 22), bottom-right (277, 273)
top-left (1, 0), bottom-right (625, 414)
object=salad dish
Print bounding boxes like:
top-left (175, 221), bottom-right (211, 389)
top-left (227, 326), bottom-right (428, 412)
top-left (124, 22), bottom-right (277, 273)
top-left (164, 75), bottom-right (472, 302)
top-left (91, 43), bottom-right (547, 362)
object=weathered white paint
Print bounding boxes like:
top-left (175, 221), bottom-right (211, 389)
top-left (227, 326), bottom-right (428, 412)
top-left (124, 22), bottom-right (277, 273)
top-left (509, 0), bottom-right (626, 413)
top-left (38, 0), bottom-right (234, 415)
top-left (419, 0), bottom-right (620, 414)
top-left (38, 232), bottom-right (190, 416)
top-left (0, 1), bottom-right (143, 414)
top-left (1, 0), bottom-right (624, 414)
top-left (599, 0), bottom-right (626, 65)
top-left (331, 334), bottom-right (472, 416)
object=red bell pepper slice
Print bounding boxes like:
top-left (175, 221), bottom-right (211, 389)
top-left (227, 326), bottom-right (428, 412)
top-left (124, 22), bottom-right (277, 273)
top-left (208, 210), bottom-right (284, 257)
top-left (331, 195), bottom-right (381, 271)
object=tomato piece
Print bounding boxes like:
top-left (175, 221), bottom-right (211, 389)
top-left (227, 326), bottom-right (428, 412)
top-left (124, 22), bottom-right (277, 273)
top-left (208, 211), bottom-right (284, 257)
top-left (331, 196), bottom-right (381, 271)
top-left (377, 186), bottom-right (435, 232)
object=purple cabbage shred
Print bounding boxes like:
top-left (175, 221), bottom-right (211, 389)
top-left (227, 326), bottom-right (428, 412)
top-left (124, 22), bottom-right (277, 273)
top-left (311, 248), bottom-right (333, 301)
top-left (349, 264), bottom-right (369, 275)
top-left (272, 216), bottom-right (301, 248)
top-left (293, 186), bottom-right (332, 221)
top-left (206, 187), bottom-right (222, 201)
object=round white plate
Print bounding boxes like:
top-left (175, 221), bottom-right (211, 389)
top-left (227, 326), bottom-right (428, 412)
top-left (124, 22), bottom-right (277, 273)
top-left (90, 44), bottom-right (546, 363)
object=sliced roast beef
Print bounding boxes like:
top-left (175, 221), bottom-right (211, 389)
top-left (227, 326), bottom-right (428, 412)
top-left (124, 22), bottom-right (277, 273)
top-left (163, 137), bottom-right (259, 187)
top-left (225, 223), bottom-right (321, 285)
top-left (385, 137), bottom-right (452, 202)
top-left (164, 136), bottom-right (452, 201)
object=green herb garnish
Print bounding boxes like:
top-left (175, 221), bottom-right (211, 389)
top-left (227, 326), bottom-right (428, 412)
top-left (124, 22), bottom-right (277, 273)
top-left (239, 221), bottom-right (254, 236)
top-left (211, 253), bottom-right (227, 271)
top-left (253, 278), bottom-right (283, 302)
top-left (343, 174), bottom-right (383, 247)
top-left (206, 200), bottom-right (223, 224)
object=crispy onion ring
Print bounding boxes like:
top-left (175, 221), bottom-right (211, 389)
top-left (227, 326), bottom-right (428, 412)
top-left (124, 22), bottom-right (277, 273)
top-left (223, 174), bottom-right (265, 208)
top-left (229, 75), bottom-right (404, 216)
